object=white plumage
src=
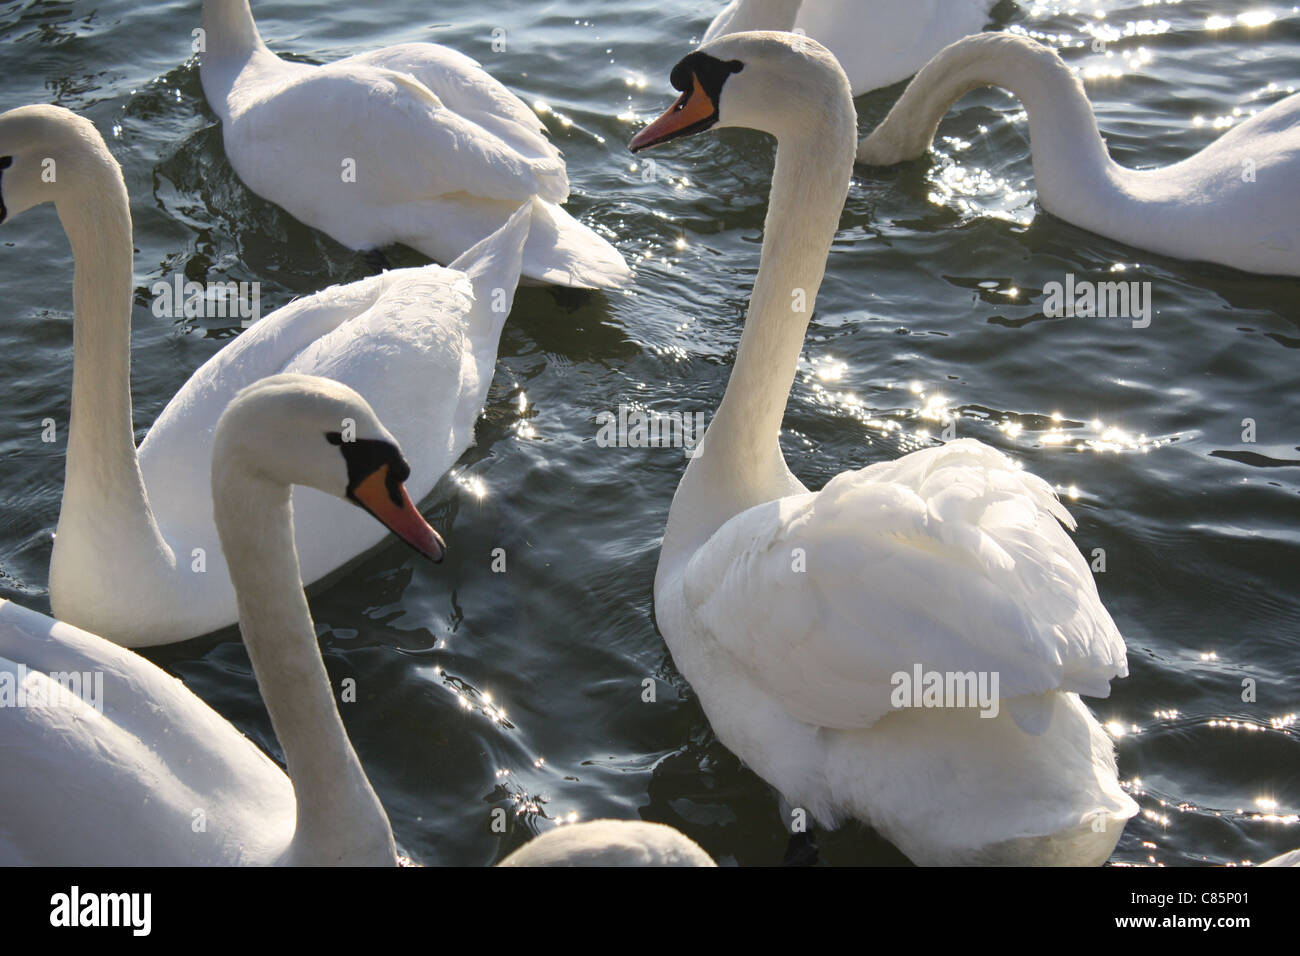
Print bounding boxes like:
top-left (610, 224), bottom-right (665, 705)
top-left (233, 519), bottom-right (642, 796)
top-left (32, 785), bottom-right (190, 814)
top-left (676, 442), bottom-right (1127, 734)
top-left (1, 377), bottom-right (442, 865)
top-left (703, 0), bottom-right (997, 96)
top-left (657, 441), bottom-right (1137, 862)
top-left (498, 821), bottom-right (716, 867)
top-left (201, 1), bottom-right (630, 288)
top-left (0, 598), bottom-right (297, 865)
top-left (636, 32), bottom-right (1136, 864)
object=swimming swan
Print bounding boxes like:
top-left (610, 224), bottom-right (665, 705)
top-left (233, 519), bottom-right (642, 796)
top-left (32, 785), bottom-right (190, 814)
top-left (0, 375), bottom-right (442, 865)
top-left (199, 0), bottom-right (630, 288)
top-left (631, 32), bottom-right (1137, 865)
top-left (703, 0), bottom-right (997, 96)
top-left (857, 32), bottom-right (1300, 276)
top-left (0, 104), bottom-right (529, 646)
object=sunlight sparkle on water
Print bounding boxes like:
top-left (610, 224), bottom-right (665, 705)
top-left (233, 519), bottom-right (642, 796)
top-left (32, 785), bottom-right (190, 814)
top-left (457, 474), bottom-right (487, 499)
top-left (815, 357), bottom-right (848, 383)
top-left (926, 153), bottom-right (1036, 225)
top-left (1237, 10), bottom-right (1278, 28)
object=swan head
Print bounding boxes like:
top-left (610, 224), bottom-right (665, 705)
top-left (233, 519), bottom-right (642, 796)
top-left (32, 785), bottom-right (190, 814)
top-left (0, 104), bottom-right (118, 225)
top-left (629, 31), bottom-right (850, 152)
top-left (212, 374), bottom-right (445, 561)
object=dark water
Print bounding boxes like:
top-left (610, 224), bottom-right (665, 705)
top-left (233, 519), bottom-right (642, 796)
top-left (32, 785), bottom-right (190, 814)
top-left (0, 0), bottom-right (1296, 865)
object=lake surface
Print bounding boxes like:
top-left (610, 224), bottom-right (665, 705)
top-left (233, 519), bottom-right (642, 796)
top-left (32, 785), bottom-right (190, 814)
top-left (0, 0), bottom-right (1296, 865)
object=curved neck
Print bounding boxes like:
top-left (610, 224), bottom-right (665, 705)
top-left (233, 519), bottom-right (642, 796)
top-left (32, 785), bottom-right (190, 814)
top-left (201, 0), bottom-right (266, 59)
top-left (200, 0), bottom-right (275, 115)
top-left (52, 147), bottom-right (170, 577)
top-left (859, 34), bottom-right (1117, 205)
top-left (662, 85), bottom-right (857, 572)
top-left (212, 464), bottom-right (395, 866)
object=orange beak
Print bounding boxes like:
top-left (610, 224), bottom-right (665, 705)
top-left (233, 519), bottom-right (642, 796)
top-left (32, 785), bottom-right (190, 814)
top-left (629, 75), bottom-right (718, 152)
top-left (351, 464), bottom-right (445, 562)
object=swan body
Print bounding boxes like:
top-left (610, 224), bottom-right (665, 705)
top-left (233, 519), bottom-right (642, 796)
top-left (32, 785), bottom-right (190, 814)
top-left (498, 821), bottom-right (716, 866)
top-left (632, 32), bottom-right (1136, 865)
top-left (0, 375), bottom-right (443, 865)
top-left (857, 32), bottom-right (1300, 276)
top-left (200, 1), bottom-right (630, 288)
top-left (703, 0), bottom-right (996, 96)
top-left (0, 104), bottom-right (527, 646)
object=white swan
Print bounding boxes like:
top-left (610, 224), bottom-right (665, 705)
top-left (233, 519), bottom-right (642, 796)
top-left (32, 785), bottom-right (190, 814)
top-left (498, 821), bottom-right (716, 866)
top-left (857, 32), bottom-right (1300, 277)
top-left (0, 375), bottom-right (443, 865)
top-left (199, 0), bottom-right (630, 289)
top-left (703, 0), bottom-right (997, 96)
top-left (0, 104), bottom-right (529, 646)
top-left (631, 32), bottom-right (1137, 865)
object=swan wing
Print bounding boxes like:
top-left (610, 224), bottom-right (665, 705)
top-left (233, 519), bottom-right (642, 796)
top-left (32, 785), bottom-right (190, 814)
top-left (345, 42), bottom-right (567, 201)
top-left (138, 202), bottom-right (532, 632)
top-left (139, 267), bottom-right (471, 571)
top-left (680, 440), bottom-right (1127, 731)
top-left (221, 62), bottom-right (565, 248)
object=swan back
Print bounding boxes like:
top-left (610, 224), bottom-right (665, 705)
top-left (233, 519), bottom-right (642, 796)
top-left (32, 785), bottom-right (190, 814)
top-left (704, 0), bottom-right (800, 45)
top-left (0, 599), bottom-right (295, 865)
top-left (131, 204), bottom-right (530, 642)
top-left (704, 0), bottom-right (997, 96)
top-left (795, 0), bottom-right (996, 95)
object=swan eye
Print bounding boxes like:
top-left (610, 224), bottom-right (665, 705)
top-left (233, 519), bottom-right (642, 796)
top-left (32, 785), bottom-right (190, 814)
top-left (328, 433), bottom-right (410, 507)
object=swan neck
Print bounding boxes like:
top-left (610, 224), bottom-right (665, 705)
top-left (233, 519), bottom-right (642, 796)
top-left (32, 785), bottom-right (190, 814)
top-left (201, 0), bottom-right (266, 59)
top-left (212, 468), bottom-right (395, 866)
top-left (719, 135), bottom-right (848, 452)
top-left (52, 153), bottom-right (167, 577)
top-left (865, 35), bottom-right (1114, 195)
top-left (670, 103), bottom-right (855, 546)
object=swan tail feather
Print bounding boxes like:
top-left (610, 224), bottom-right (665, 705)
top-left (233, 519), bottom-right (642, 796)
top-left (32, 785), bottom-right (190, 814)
top-left (518, 200), bottom-right (633, 290)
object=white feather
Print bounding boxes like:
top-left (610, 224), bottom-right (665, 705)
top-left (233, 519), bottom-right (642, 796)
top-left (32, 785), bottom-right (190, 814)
top-left (201, 2), bottom-right (630, 288)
